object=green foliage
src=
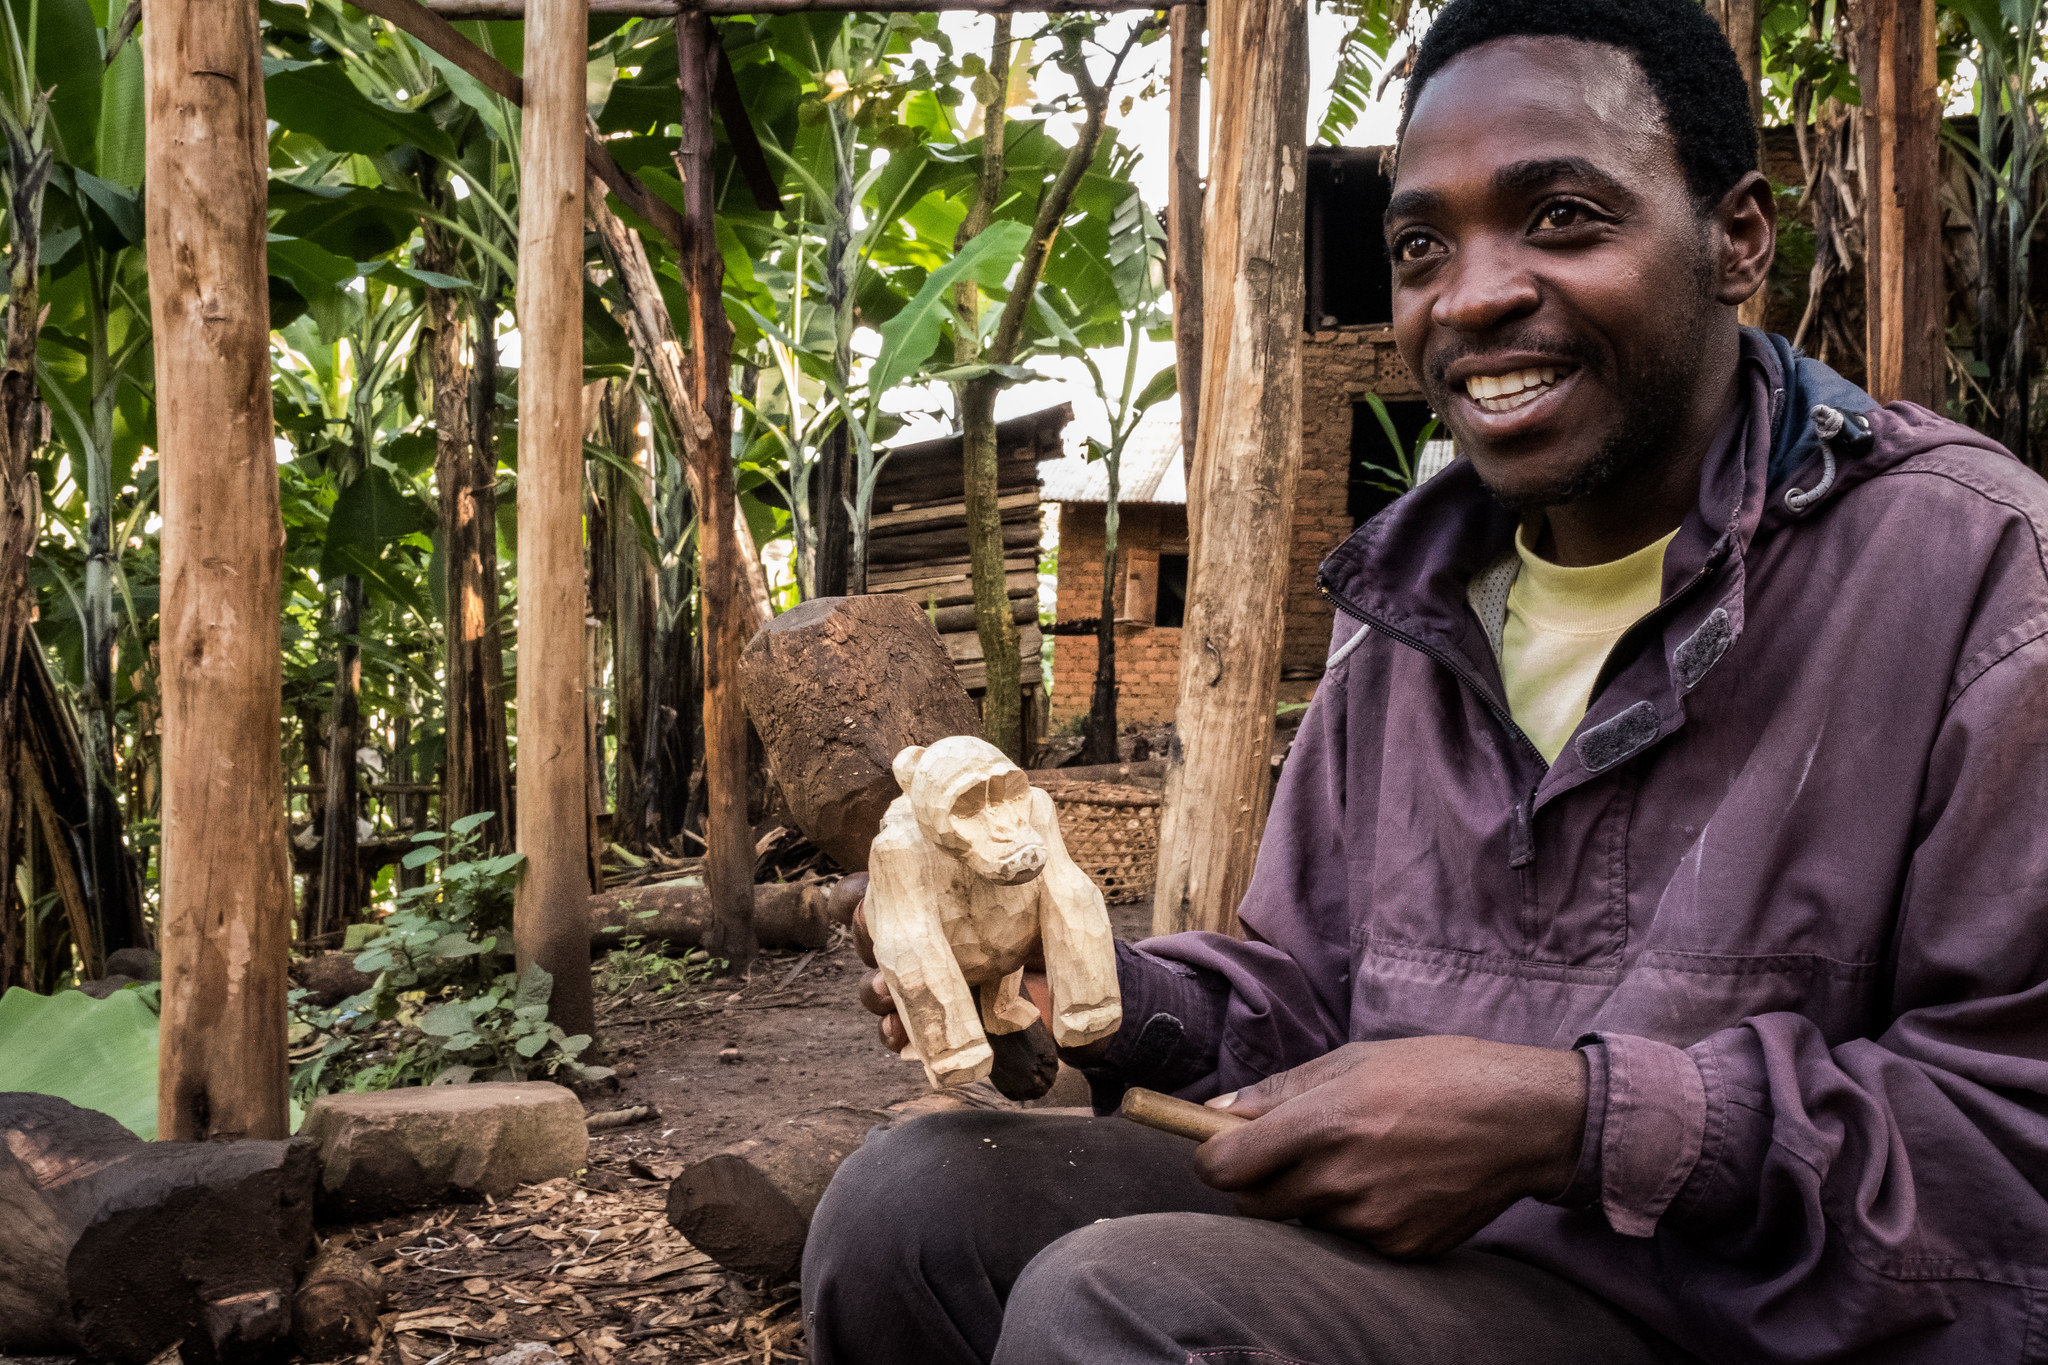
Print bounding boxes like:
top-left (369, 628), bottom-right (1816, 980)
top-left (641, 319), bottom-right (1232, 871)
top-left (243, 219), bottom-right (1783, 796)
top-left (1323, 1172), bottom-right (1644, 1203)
top-left (594, 940), bottom-right (722, 997)
top-left (0, 985), bottom-right (161, 1137)
top-left (1356, 392), bottom-right (1440, 496)
top-left (290, 814), bottom-right (612, 1101)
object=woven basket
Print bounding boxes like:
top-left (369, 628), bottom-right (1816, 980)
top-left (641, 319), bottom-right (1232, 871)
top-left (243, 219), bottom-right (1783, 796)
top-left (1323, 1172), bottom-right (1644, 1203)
top-left (1040, 779), bottom-right (1162, 904)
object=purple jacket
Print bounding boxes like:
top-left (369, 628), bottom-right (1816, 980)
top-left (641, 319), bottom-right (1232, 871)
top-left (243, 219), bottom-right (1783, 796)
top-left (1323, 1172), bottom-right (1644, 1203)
top-left (1096, 332), bottom-right (2048, 1363)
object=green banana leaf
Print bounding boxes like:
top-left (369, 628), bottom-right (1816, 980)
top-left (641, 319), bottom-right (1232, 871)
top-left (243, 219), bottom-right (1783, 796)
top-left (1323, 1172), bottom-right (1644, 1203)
top-left (0, 985), bottom-right (160, 1138)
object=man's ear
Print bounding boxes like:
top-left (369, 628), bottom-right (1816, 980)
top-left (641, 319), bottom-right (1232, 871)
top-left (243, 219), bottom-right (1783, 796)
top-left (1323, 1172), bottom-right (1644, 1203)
top-left (891, 745), bottom-right (927, 793)
top-left (1714, 169), bottom-right (1776, 308)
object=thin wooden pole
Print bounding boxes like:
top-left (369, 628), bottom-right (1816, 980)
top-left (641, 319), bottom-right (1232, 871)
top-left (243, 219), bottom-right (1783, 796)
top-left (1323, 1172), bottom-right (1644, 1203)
top-left (1152, 0), bottom-right (1307, 938)
top-left (680, 12), bottom-right (757, 970)
top-left (512, 0), bottom-right (597, 1036)
top-left (1857, 0), bottom-right (1943, 406)
top-left (145, 0), bottom-right (292, 1140)
top-left (1167, 2), bottom-right (1204, 477)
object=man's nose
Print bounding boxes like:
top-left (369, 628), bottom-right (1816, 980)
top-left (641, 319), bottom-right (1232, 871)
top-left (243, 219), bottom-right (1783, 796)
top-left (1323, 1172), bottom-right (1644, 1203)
top-left (1429, 235), bottom-right (1541, 334)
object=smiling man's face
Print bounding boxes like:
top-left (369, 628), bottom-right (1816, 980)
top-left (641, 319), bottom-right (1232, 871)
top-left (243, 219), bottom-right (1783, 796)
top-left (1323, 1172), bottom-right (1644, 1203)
top-left (1388, 37), bottom-right (1743, 510)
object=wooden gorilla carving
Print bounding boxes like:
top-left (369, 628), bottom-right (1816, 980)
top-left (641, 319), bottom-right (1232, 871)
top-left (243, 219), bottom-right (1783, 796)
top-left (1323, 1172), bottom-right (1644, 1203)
top-left (865, 736), bottom-right (1122, 1088)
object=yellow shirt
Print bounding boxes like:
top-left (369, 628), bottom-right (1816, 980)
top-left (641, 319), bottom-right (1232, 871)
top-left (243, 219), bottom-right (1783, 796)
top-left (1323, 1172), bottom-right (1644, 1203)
top-left (1501, 524), bottom-right (1676, 764)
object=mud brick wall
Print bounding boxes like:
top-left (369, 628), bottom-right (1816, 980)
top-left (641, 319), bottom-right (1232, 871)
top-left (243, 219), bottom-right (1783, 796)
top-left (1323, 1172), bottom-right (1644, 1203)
top-left (1050, 326), bottom-right (1417, 729)
top-left (1050, 503), bottom-right (1188, 730)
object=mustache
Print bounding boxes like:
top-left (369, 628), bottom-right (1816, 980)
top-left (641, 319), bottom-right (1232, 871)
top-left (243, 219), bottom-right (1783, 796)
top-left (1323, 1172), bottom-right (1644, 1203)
top-left (1424, 331), bottom-right (1607, 393)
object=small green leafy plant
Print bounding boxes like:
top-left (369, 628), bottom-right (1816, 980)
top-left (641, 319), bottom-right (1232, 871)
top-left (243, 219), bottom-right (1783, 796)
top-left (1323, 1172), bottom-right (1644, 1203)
top-left (289, 812), bottom-right (612, 1104)
top-left (596, 935), bottom-right (721, 997)
top-left (1356, 393), bottom-right (1443, 497)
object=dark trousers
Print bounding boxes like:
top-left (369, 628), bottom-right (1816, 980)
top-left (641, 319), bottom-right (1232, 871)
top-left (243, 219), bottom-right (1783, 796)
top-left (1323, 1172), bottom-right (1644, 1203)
top-left (801, 1109), bottom-right (1691, 1365)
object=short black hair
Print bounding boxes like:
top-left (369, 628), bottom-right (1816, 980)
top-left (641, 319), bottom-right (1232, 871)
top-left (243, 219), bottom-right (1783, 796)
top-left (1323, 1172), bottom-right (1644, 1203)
top-left (1399, 0), bottom-right (1757, 207)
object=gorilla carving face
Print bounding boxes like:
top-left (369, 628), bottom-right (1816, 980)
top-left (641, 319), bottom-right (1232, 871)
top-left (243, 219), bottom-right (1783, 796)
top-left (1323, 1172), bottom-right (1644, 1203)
top-left (893, 737), bottom-right (1049, 886)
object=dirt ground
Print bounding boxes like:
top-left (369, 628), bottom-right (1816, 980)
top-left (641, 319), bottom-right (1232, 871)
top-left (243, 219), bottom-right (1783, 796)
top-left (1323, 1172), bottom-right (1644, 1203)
top-left (163, 891), bottom-right (1150, 1365)
top-left (0, 893), bottom-right (1156, 1365)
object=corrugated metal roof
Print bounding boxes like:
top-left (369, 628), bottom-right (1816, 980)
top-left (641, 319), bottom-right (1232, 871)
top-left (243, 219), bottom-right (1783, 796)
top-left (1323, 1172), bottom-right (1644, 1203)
top-left (1037, 402), bottom-right (1186, 505)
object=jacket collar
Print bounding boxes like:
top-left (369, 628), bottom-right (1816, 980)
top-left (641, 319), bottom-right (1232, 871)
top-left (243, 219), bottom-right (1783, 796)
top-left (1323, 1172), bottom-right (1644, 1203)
top-left (1316, 331), bottom-right (1808, 807)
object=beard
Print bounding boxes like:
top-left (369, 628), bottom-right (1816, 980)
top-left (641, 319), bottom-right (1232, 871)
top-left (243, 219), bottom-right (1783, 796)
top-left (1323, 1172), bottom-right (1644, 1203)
top-left (1426, 270), bottom-right (1715, 512)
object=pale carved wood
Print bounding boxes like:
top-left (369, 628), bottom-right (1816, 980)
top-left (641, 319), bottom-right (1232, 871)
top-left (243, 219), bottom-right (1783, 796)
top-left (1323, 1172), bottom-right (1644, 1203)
top-left (865, 737), bottom-right (1120, 1088)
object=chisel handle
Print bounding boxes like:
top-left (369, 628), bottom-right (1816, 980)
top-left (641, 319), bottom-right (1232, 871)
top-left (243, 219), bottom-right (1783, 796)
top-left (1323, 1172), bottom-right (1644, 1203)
top-left (1118, 1087), bottom-right (1250, 1142)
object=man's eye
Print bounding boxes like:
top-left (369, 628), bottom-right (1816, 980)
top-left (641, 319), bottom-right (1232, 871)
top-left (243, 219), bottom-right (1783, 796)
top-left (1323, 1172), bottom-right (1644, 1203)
top-left (1536, 202), bottom-right (1591, 231)
top-left (1393, 232), bottom-right (1437, 263)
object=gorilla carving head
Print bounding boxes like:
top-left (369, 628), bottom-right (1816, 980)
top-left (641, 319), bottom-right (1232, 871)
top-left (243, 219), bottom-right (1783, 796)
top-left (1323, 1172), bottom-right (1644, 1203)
top-left (892, 737), bottom-right (1048, 886)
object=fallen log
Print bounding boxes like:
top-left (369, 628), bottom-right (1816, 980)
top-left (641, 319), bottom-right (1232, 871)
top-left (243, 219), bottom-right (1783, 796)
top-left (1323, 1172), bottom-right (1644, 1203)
top-left (0, 1092), bottom-right (316, 1363)
top-left (590, 879), bottom-right (831, 952)
top-left (666, 1092), bottom-right (977, 1278)
top-left (738, 594), bottom-right (983, 873)
top-left (291, 1244), bottom-right (385, 1360)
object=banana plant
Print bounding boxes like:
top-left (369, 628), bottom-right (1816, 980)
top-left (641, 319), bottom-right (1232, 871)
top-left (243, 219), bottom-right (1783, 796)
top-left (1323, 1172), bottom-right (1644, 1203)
top-left (1946, 0), bottom-right (2046, 464)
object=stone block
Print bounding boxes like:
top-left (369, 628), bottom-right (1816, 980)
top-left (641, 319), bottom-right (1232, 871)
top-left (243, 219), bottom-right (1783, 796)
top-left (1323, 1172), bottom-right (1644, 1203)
top-left (301, 1082), bottom-right (588, 1218)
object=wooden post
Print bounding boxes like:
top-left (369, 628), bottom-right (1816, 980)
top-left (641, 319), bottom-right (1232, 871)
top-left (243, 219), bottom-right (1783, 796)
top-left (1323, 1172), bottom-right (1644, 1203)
top-left (512, 0), bottom-right (597, 1035)
top-left (1152, 0), bottom-right (1308, 938)
top-left (1706, 0), bottom-right (1768, 330)
top-left (1168, 3), bottom-right (1204, 477)
top-left (1856, 0), bottom-right (1943, 406)
top-left (679, 13), bottom-right (757, 969)
top-left (145, 0), bottom-right (292, 1139)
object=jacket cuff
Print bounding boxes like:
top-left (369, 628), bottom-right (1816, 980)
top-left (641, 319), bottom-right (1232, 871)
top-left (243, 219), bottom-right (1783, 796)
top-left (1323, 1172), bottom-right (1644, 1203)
top-left (1066, 940), bottom-right (1228, 1113)
top-left (1580, 1031), bottom-right (1708, 1237)
top-left (1542, 1041), bottom-right (1608, 1209)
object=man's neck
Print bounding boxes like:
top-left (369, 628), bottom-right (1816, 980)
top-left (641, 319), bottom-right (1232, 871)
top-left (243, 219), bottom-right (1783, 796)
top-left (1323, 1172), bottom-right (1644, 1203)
top-left (1530, 340), bottom-right (1743, 568)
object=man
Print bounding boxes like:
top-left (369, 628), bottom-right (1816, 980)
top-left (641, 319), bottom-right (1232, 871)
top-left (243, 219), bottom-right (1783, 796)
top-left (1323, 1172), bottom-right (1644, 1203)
top-left (803, 0), bottom-right (2048, 1359)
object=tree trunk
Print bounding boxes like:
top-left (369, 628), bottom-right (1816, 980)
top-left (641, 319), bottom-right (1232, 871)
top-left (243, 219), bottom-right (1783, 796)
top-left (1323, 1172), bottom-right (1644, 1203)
top-left (0, 1093), bottom-right (315, 1364)
top-left (315, 573), bottom-right (363, 940)
top-left (815, 125), bottom-right (856, 596)
top-left (145, 0), bottom-right (293, 1140)
top-left (0, 109), bottom-right (49, 993)
top-left (590, 878), bottom-right (830, 949)
top-left (736, 593), bottom-right (983, 872)
top-left (603, 387), bottom-right (659, 848)
top-left (1168, 3), bottom-right (1204, 479)
top-left (1083, 497), bottom-right (1120, 766)
top-left (428, 224), bottom-right (513, 854)
top-left (953, 17), bottom-right (1020, 759)
top-left (679, 13), bottom-right (757, 970)
top-left (959, 382), bottom-right (1025, 757)
top-left (1856, 0), bottom-right (1943, 407)
top-left (20, 646), bottom-right (123, 980)
top-left (290, 1245), bottom-right (386, 1360)
top-left (1153, 0), bottom-right (1308, 937)
top-left (512, 0), bottom-right (597, 1037)
top-left (954, 18), bottom-right (1136, 760)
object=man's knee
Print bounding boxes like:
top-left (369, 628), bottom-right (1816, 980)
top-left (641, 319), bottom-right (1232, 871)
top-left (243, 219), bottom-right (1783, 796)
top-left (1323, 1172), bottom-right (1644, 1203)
top-left (996, 1212), bottom-right (1240, 1364)
top-left (808, 1109), bottom-right (1016, 1277)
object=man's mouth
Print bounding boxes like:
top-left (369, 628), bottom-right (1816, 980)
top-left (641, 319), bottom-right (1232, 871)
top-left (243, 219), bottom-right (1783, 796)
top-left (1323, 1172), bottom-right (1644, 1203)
top-left (1463, 367), bottom-right (1561, 413)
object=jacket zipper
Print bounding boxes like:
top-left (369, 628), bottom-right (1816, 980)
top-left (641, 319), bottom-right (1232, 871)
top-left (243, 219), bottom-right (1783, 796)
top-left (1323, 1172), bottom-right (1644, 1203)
top-left (1320, 580), bottom-right (1547, 767)
top-left (1321, 581), bottom-right (1546, 869)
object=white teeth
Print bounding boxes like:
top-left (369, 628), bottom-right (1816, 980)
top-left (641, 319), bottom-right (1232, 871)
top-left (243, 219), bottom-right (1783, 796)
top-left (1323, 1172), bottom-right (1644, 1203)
top-left (1463, 367), bottom-right (1562, 412)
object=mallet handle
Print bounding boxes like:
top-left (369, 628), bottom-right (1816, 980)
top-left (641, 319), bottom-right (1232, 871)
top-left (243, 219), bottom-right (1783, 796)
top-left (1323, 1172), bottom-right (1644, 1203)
top-left (1118, 1087), bottom-right (1249, 1142)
